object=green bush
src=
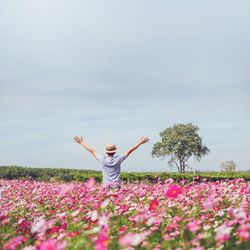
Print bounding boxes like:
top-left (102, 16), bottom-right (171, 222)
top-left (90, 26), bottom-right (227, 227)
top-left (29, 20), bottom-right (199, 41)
top-left (0, 166), bottom-right (249, 183)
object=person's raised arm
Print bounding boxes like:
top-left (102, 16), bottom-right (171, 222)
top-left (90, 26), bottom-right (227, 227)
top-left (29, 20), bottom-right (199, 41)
top-left (123, 136), bottom-right (149, 158)
top-left (74, 136), bottom-right (97, 158)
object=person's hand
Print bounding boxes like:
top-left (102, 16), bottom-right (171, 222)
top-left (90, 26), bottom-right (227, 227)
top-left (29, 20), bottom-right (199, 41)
top-left (74, 136), bottom-right (83, 144)
top-left (139, 136), bottom-right (149, 144)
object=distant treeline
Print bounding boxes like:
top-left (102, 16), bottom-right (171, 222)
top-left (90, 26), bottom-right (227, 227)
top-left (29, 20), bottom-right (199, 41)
top-left (0, 166), bottom-right (249, 183)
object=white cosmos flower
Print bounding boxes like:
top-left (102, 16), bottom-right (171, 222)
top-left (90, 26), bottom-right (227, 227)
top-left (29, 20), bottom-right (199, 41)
top-left (31, 216), bottom-right (46, 234)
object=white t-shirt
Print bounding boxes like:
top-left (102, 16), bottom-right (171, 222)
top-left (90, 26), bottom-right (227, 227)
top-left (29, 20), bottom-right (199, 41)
top-left (96, 154), bottom-right (126, 186)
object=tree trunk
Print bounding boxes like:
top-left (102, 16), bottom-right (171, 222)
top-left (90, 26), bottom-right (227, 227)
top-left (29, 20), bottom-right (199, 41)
top-left (179, 159), bottom-right (182, 173)
top-left (179, 159), bottom-right (185, 173)
top-left (175, 162), bottom-right (180, 173)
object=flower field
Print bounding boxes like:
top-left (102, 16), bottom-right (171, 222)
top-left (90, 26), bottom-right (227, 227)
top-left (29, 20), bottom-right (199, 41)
top-left (0, 178), bottom-right (249, 250)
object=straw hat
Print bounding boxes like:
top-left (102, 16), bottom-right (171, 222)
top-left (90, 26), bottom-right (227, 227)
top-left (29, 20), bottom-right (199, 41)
top-left (105, 143), bottom-right (117, 153)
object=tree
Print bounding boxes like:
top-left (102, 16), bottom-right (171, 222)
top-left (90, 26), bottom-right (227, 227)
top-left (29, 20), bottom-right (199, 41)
top-left (152, 123), bottom-right (210, 173)
top-left (220, 161), bottom-right (237, 172)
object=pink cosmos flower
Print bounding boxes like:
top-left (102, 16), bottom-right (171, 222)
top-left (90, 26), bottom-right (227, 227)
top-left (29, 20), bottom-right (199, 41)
top-left (215, 224), bottom-right (232, 244)
top-left (119, 225), bottom-right (127, 234)
top-left (237, 223), bottom-right (250, 241)
top-left (3, 236), bottom-right (26, 250)
top-left (173, 216), bottom-right (182, 222)
top-left (202, 197), bottom-right (214, 210)
top-left (213, 205), bottom-right (221, 212)
top-left (1, 218), bottom-right (10, 225)
top-left (119, 204), bottom-right (127, 214)
top-left (165, 185), bottom-right (181, 198)
top-left (67, 231), bottom-right (80, 238)
top-left (166, 222), bottom-right (178, 231)
top-left (1, 177), bottom-right (250, 250)
top-left (48, 222), bottom-right (67, 234)
top-left (149, 199), bottom-right (159, 211)
top-left (190, 247), bottom-right (205, 250)
top-left (129, 214), bottom-right (146, 224)
top-left (37, 239), bottom-right (67, 250)
top-left (119, 232), bottom-right (150, 247)
top-left (86, 178), bottom-right (96, 188)
top-left (95, 231), bottom-right (109, 250)
top-left (59, 183), bottom-right (75, 195)
top-left (186, 220), bottom-right (201, 233)
top-left (17, 219), bottom-right (32, 234)
top-left (0, 212), bottom-right (8, 221)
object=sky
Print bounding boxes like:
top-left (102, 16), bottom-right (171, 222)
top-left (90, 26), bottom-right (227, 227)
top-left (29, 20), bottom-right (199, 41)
top-left (0, 0), bottom-right (250, 172)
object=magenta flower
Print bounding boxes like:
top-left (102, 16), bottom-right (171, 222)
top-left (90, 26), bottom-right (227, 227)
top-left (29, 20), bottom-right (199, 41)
top-left (3, 236), bottom-right (26, 250)
top-left (165, 184), bottom-right (181, 198)
top-left (1, 177), bottom-right (249, 249)
top-left (66, 231), bottom-right (80, 238)
top-left (119, 225), bottom-right (127, 234)
top-left (0, 212), bottom-right (7, 221)
top-left (149, 199), bottom-right (159, 211)
top-left (95, 231), bottom-right (109, 250)
top-left (237, 223), bottom-right (250, 241)
top-left (166, 222), bottom-right (179, 231)
top-left (48, 222), bottom-right (67, 234)
top-left (119, 204), bottom-right (127, 213)
top-left (86, 178), bottom-right (96, 188)
top-left (59, 183), bottom-right (75, 195)
top-left (17, 219), bottom-right (32, 234)
top-left (37, 239), bottom-right (67, 250)
top-left (186, 220), bottom-right (201, 233)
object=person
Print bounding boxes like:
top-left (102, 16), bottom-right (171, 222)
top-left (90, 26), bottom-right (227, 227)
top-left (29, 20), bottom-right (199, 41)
top-left (74, 136), bottom-right (149, 188)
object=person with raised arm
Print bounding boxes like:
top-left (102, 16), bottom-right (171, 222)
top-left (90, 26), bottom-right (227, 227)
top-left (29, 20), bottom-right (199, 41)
top-left (74, 136), bottom-right (149, 188)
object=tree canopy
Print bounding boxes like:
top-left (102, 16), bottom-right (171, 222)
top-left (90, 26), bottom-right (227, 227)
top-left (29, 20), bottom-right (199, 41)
top-left (152, 123), bottom-right (210, 173)
top-left (220, 161), bottom-right (237, 172)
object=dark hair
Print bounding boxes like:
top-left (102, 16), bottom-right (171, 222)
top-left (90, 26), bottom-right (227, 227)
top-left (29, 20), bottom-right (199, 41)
top-left (106, 152), bottom-right (115, 157)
